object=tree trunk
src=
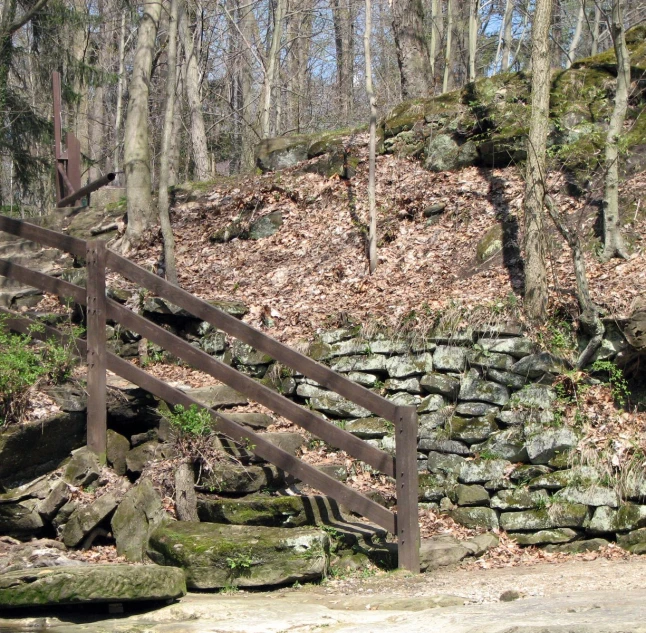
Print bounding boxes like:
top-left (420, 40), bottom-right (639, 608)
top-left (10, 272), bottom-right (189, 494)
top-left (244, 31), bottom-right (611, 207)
top-left (169, 64), bottom-right (184, 186)
top-left (175, 460), bottom-right (198, 521)
top-left (238, 0), bottom-right (256, 169)
top-left (544, 195), bottom-right (604, 368)
top-left (113, 10), bottom-right (126, 176)
top-left (331, 0), bottom-right (354, 124)
top-left (123, 0), bottom-right (162, 249)
top-left (429, 0), bottom-right (439, 85)
top-left (158, 0), bottom-right (179, 285)
top-left (365, 0), bottom-right (377, 273)
top-left (468, 0), bottom-right (478, 82)
top-left (591, 2), bottom-right (601, 56)
top-left (565, 0), bottom-right (584, 68)
top-left (261, 0), bottom-right (286, 138)
top-left (180, 6), bottom-right (210, 181)
top-left (89, 0), bottom-right (107, 180)
top-left (602, 0), bottom-right (630, 261)
top-left (523, 0), bottom-right (552, 321)
top-left (392, 0), bottom-right (431, 99)
top-left (495, 0), bottom-right (513, 72)
top-left (442, 0), bottom-right (453, 94)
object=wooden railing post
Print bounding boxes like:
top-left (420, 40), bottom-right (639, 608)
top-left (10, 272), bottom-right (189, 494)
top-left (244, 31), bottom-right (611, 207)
top-left (395, 405), bottom-right (420, 573)
top-left (86, 240), bottom-right (107, 459)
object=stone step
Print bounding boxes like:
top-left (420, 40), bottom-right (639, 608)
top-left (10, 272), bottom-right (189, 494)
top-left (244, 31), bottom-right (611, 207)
top-left (0, 564), bottom-right (186, 608)
top-left (147, 521), bottom-right (328, 589)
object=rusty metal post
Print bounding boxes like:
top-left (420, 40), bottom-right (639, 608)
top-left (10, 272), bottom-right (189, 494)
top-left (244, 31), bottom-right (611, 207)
top-left (395, 405), bottom-right (420, 572)
top-left (86, 240), bottom-right (107, 459)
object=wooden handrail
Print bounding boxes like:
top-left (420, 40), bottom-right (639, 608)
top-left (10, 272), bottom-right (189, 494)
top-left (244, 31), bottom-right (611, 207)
top-left (0, 214), bottom-right (419, 572)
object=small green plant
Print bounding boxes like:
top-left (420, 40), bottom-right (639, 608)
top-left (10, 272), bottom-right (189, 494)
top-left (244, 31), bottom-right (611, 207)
top-left (168, 404), bottom-right (213, 437)
top-left (226, 553), bottom-right (253, 573)
top-left (591, 360), bottom-right (630, 407)
top-left (477, 449), bottom-right (498, 460)
top-left (0, 318), bottom-right (80, 425)
top-left (220, 584), bottom-right (240, 594)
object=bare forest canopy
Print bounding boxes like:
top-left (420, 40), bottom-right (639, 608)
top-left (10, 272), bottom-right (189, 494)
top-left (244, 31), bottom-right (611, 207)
top-left (0, 0), bottom-right (645, 213)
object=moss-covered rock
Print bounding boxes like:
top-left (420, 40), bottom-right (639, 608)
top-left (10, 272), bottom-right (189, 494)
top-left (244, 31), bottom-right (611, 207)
top-left (499, 503), bottom-right (589, 531)
top-left (147, 521), bottom-right (329, 589)
top-left (509, 528), bottom-right (579, 546)
top-left (450, 506), bottom-right (499, 530)
top-left (490, 487), bottom-right (549, 511)
top-left (111, 479), bottom-right (169, 561)
top-left (197, 495), bottom-right (312, 528)
top-left (0, 565), bottom-right (186, 608)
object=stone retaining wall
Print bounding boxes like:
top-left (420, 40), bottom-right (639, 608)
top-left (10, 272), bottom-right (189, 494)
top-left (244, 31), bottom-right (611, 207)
top-left (133, 300), bottom-right (644, 553)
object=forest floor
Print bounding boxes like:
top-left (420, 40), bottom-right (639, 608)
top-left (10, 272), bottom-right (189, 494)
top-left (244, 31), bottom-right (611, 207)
top-left (119, 132), bottom-right (646, 346)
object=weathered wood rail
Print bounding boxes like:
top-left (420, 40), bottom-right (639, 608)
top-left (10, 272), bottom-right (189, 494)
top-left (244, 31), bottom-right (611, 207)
top-left (0, 214), bottom-right (420, 572)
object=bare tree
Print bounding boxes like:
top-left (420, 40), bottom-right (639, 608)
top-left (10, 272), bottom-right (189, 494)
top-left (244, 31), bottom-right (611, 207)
top-left (180, 6), bottom-right (210, 180)
top-left (523, 0), bottom-right (552, 320)
top-left (123, 0), bottom-right (162, 249)
top-left (364, 0), bottom-right (377, 273)
top-left (331, 0), bottom-right (355, 123)
top-left (565, 0), bottom-right (585, 68)
top-left (443, 0), bottom-right (454, 93)
top-left (158, 0), bottom-right (179, 284)
top-left (468, 0), bottom-right (479, 81)
top-left (601, 0), bottom-right (630, 260)
top-left (261, 0), bottom-right (286, 137)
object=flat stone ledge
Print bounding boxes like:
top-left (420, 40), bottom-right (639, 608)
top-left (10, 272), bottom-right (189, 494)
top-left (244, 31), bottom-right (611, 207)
top-left (0, 564), bottom-right (186, 608)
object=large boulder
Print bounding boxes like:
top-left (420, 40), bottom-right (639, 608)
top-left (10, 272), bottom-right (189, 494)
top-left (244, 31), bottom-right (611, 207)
top-left (147, 521), bottom-right (329, 589)
top-left (62, 494), bottom-right (118, 548)
top-left (0, 565), bottom-right (186, 608)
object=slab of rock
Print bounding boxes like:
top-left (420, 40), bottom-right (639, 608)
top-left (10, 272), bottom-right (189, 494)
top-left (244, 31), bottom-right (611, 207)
top-left (385, 354), bottom-right (433, 378)
top-left (347, 372), bottom-right (379, 387)
top-left (528, 466), bottom-right (599, 490)
top-left (509, 528), bottom-right (580, 546)
top-left (525, 428), bottom-right (579, 464)
top-left (463, 532), bottom-right (499, 557)
top-left (513, 385), bottom-right (557, 410)
top-left (455, 402), bottom-right (499, 417)
top-left (511, 352), bottom-right (568, 378)
top-left (490, 488), bottom-right (549, 511)
top-left (226, 413), bottom-right (274, 430)
top-left (126, 441), bottom-right (174, 475)
top-left (419, 536), bottom-right (469, 571)
top-left (450, 507), bottom-right (499, 530)
top-left (111, 480), bottom-right (168, 561)
top-left (63, 449), bottom-right (101, 488)
top-left (0, 564), bottom-right (186, 608)
top-left (185, 385), bottom-right (248, 408)
top-left (62, 494), bottom-right (118, 548)
top-left (420, 373), bottom-right (460, 399)
top-left (472, 428), bottom-right (528, 462)
top-left (147, 521), bottom-right (328, 589)
top-left (418, 438), bottom-right (472, 455)
top-left (427, 452), bottom-right (466, 475)
top-left (448, 414), bottom-right (498, 444)
top-left (588, 506), bottom-right (617, 534)
top-left (261, 432), bottom-right (307, 455)
top-left (500, 503), bottom-right (589, 531)
top-left (384, 377), bottom-right (421, 393)
top-left (459, 459), bottom-right (511, 484)
top-left (486, 369), bottom-right (528, 389)
top-left (0, 413), bottom-right (86, 487)
top-left (617, 528), bottom-right (646, 554)
top-left (330, 354), bottom-right (387, 373)
top-left (106, 430), bottom-right (130, 476)
top-left (418, 395), bottom-right (446, 413)
top-left (345, 418), bottom-right (391, 439)
top-left (477, 337), bottom-right (535, 358)
top-left (467, 351), bottom-right (514, 371)
top-left (0, 499), bottom-right (45, 538)
top-left (200, 464), bottom-right (283, 494)
top-left (459, 370), bottom-right (510, 407)
top-left (419, 474), bottom-right (449, 502)
top-left (198, 496), bottom-right (313, 528)
top-left (614, 503), bottom-right (646, 532)
top-left (309, 392), bottom-right (371, 418)
top-left (451, 484), bottom-right (490, 506)
top-left (37, 481), bottom-right (70, 521)
top-left (433, 346), bottom-right (467, 372)
top-left (554, 485), bottom-right (619, 508)
top-left (248, 212), bottom-right (283, 240)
